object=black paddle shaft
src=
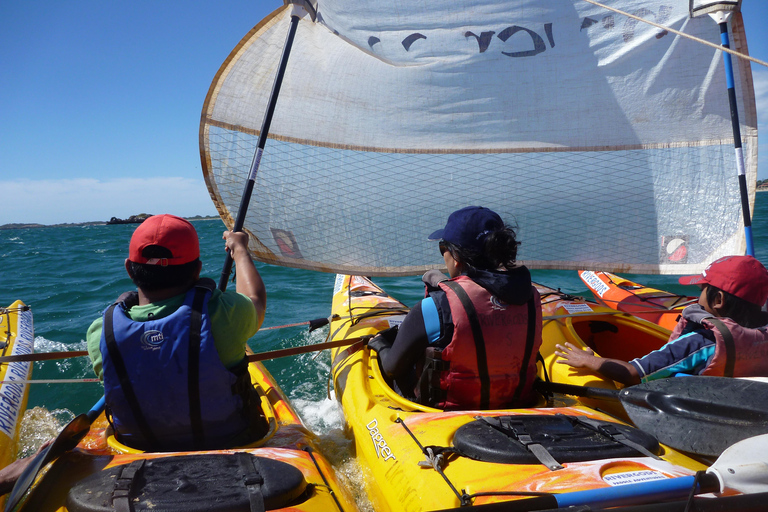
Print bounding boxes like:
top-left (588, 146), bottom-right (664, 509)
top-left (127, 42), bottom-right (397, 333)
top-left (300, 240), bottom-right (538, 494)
top-left (218, 12), bottom-right (301, 291)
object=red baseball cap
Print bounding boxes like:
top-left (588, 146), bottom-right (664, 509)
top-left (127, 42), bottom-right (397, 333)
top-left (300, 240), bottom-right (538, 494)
top-left (128, 214), bottom-right (199, 266)
top-left (678, 255), bottom-right (768, 306)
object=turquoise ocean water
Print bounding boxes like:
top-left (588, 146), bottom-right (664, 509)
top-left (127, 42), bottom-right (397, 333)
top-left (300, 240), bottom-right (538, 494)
top-left (1, 194), bottom-right (767, 450)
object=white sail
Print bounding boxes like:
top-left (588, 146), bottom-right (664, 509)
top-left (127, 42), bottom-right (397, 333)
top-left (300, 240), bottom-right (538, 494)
top-left (200, 0), bottom-right (757, 276)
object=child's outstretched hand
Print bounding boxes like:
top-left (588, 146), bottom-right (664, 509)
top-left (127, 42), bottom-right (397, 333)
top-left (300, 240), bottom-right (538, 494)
top-left (555, 342), bottom-right (601, 371)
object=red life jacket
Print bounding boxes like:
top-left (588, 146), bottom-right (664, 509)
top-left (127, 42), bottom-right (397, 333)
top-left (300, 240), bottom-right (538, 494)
top-left (418, 275), bottom-right (542, 410)
top-left (669, 315), bottom-right (768, 377)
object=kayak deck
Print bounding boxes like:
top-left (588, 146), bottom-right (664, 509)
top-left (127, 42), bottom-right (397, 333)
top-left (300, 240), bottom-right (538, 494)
top-left (329, 275), bottom-right (707, 512)
top-left (0, 302), bottom-right (34, 511)
top-left (14, 359), bottom-right (356, 512)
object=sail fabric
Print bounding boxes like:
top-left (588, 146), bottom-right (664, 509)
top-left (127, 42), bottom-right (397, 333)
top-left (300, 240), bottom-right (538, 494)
top-left (200, 0), bottom-right (757, 276)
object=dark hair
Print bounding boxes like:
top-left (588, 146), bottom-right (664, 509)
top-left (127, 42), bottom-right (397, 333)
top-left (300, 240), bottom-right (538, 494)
top-left (127, 245), bottom-right (200, 291)
top-left (442, 224), bottom-right (520, 271)
top-left (705, 285), bottom-right (768, 328)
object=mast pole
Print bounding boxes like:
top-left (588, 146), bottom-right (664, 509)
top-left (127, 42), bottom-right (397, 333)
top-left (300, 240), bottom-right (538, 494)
top-left (709, 9), bottom-right (755, 257)
top-left (218, 2), bottom-right (316, 291)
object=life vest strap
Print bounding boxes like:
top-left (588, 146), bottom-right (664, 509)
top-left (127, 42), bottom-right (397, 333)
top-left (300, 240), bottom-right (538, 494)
top-left (104, 304), bottom-right (161, 450)
top-left (442, 281), bottom-right (491, 409)
top-left (187, 286), bottom-right (208, 449)
top-left (707, 317), bottom-right (736, 377)
top-left (511, 294), bottom-right (537, 403)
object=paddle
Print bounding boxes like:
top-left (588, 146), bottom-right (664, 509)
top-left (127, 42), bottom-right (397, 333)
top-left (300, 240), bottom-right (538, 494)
top-left (5, 396), bottom-right (105, 512)
top-left (218, 2), bottom-right (316, 291)
top-left (432, 433), bottom-right (768, 512)
top-left (0, 315), bottom-right (336, 364)
top-left (536, 376), bottom-right (768, 457)
top-left (246, 335), bottom-right (369, 362)
top-left (259, 315), bottom-right (335, 332)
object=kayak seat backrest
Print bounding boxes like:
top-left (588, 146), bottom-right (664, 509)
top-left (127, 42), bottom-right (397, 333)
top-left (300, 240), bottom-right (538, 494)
top-left (66, 453), bottom-right (307, 512)
top-left (452, 414), bottom-right (659, 464)
top-left (571, 317), bottom-right (666, 362)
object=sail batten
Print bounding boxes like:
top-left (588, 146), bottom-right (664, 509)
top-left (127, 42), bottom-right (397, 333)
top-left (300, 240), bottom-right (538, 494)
top-left (201, 0), bottom-right (757, 275)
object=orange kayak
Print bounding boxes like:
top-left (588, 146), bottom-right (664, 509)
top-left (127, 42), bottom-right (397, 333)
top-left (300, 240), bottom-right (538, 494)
top-left (578, 270), bottom-right (697, 331)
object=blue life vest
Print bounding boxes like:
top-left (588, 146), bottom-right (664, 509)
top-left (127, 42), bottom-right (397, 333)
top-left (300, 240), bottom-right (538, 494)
top-left (100, 282), bottom-right (249, 450)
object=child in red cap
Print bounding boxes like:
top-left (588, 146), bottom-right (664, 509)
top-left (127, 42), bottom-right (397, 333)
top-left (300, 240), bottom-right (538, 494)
top-left (85, 214), bottom-right (267, 450)
top-left (556, 255), bottom-right (768, 384)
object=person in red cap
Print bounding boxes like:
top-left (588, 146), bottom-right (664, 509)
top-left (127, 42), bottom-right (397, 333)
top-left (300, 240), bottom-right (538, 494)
top-left (85, 214), bottom-right (267, 450)
top-left (368, 206), bottom-right (542, 410)
top-left (556, 255), bottom-right (768, 385)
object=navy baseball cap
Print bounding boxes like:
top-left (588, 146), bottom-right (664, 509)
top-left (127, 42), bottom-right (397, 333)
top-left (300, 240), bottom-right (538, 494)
top-left (428, 206), bottom-right (504, 252)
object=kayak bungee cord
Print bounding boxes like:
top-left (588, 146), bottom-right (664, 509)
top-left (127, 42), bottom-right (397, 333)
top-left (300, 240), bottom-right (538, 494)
top-left (394, 418), bottom-right (468, 506)
top-left (1, 305), bottom-right (30, 350)
top-left (394, 418), bottom-right (557, 507)
top-left (303, 447), bottom-right (345, 512)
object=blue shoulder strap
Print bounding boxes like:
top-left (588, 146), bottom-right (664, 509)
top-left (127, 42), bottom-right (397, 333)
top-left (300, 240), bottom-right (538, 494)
top-left (421, 297), bottom-right (441, 345)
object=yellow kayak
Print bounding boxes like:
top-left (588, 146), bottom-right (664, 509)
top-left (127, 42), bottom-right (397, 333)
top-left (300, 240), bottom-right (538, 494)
top-left (0, 301), bottom-right (34, 509)
top-left (329, 275), bottom-right (707, 512)
top-left (535, 283), bottom-right (674, 418)
top-left (12, 350), bottom-right (357, 512)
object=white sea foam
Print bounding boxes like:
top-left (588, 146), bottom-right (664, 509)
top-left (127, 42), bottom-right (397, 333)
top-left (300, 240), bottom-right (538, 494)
top-left (33, 336), bottom-right (87, 354)
top-left (291, 390), bottom-right (374, 511)
top-left (292, 395), bottom-right (346, 433)
top-left (33, 336), bottom-right (92, 376)
top-left (17, 406), bottom-right (74, 458)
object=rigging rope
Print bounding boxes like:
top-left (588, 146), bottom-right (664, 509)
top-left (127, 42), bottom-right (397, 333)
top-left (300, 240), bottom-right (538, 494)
top-left (580, 0), bottom-right (768, 69)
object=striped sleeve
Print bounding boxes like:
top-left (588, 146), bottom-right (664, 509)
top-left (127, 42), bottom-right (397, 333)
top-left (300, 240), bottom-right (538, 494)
top-left (630, 330), bottom-right (716, 382)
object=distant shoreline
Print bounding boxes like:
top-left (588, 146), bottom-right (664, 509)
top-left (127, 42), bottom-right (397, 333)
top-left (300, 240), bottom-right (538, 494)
top-left (0, 216), bottom-right (221, 230)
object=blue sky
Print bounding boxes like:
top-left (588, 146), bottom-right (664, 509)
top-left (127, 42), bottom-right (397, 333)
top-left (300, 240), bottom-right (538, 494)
top-left (1, 1), bottom-right (767, 225)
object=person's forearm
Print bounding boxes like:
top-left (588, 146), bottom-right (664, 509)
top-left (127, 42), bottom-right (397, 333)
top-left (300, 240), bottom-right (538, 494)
top-left (597, 359), bottom-right (641, 386)
top-left (233, 249), bottom-right (266, 325)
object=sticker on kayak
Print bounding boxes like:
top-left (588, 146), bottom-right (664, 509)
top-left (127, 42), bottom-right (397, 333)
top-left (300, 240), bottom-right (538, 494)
top-left (561, 302), bottom-right (593, 314)
top-left (603, 470), bottom-right (667, 486)
top-left (333, 274), bottom-right (345, 295)
top-left (580, 271), bottom-right (610, 298)
top-left (366, 419), bottom-right (396, 462)
top-left (0, 309), bottom-right (33, 438)
top-left (387, 317), bottom-right (405, 328)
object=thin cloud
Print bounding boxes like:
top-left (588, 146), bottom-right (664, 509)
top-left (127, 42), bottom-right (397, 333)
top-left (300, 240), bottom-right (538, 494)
top-left (0, 177), bottom-right (217, 225)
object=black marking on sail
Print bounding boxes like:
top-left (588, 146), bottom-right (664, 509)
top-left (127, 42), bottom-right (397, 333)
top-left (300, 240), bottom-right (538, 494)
top-left (368, 36), bottom-right (381, 49)
top-left (656, 5), bottom-right (672, 39)
top-left (581, 18), bottom-right (598, 31)
top-left (497, 26), bottom-right (546, 58)
top-left (544, 23), bottom-right (554, 47)
top-left (465, 31), bottom-right (495, 53)
top-left (623, 8), bottom-right (654, 43)
top-left (402, 33), bottom-right (426, 51)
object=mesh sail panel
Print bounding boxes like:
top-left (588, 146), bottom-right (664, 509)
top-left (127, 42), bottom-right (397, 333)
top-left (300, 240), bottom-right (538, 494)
top-left (200, 0), bottom-right (757, 276)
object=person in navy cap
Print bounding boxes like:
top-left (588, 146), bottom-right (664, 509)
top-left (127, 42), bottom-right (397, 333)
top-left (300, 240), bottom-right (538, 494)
top-left (86, 214), bottom-right (268, 450)
top-left (369, 206), bottom-right (542, 410)
top-left (556, 255), bottom-right (768, 384)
